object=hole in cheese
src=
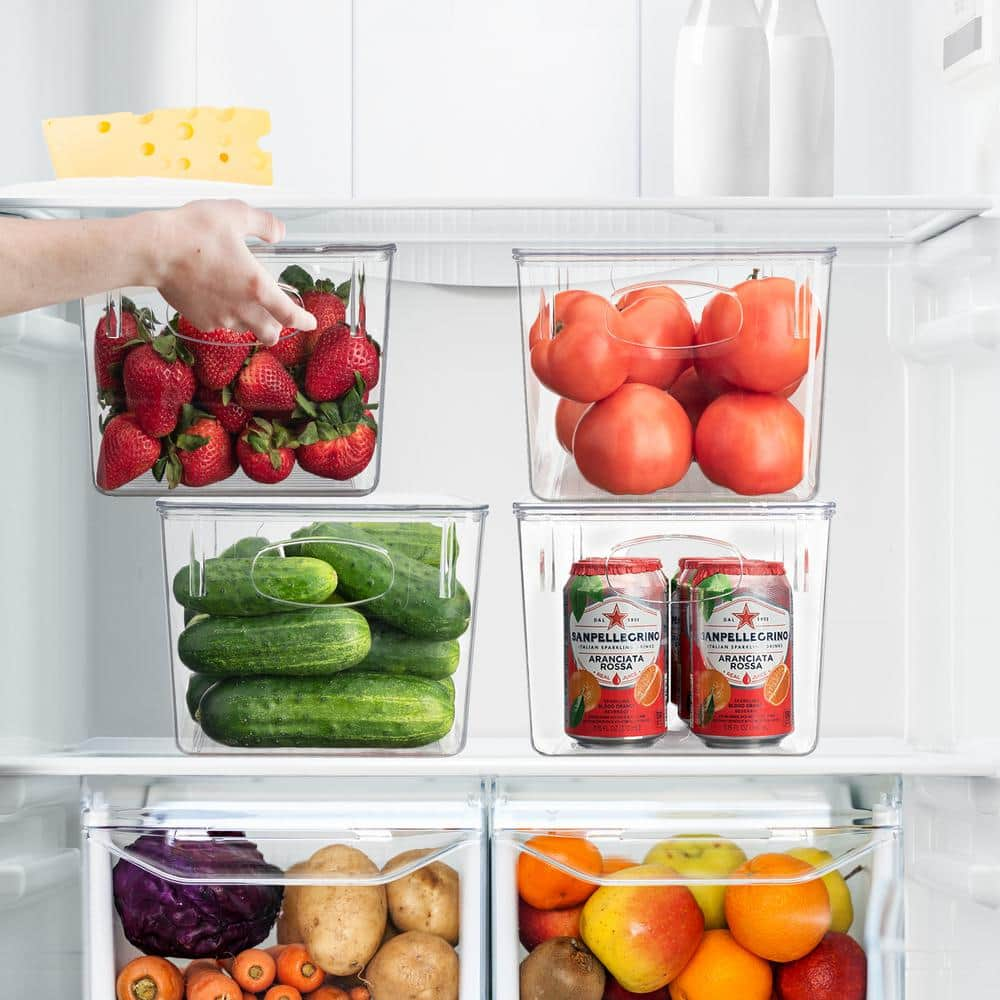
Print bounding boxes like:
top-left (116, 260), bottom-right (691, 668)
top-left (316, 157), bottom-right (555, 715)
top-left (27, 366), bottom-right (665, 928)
top-left (219, 152), bottom-right (229, 163)
top-left (177, 122), bottom-right (194, 140)
top-left (219, 134), bottom-right (232, 147)
top-left (138, 112), bottom-right (154, 125)
top-left (97, 120), bottom-right (111, 133)
top-left (177, 157), bottom-right (191, 170)
top-left (217, 107), bottom-right (237, 123)
top-left (140, 142), bottom-right (155, 156)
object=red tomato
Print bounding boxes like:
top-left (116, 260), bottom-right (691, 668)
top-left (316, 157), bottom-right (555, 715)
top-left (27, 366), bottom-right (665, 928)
top-left (694, 391), bottom-right (805, 496)
top-left (669, 367), bottom-right (725, 430)
top-left (617, 288), bottom-right (696, 389)
top-left (573, 383), bottom-right (693, 495)
top-left (695, 276), bottom-right (820, 393)
top-left (617, 284), bottom-right (688, 310)
top-left (529, 290), bottom-right (610, 348)
top-left (555, 398), bottom-right (589, 453)
top-left (531, 317), bottom-right (629, 404)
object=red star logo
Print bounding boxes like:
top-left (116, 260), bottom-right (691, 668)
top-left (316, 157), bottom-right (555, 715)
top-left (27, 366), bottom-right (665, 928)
top-left (603, 604), bottom-right (628, 629)
top-left (733, 603), bottom-right (758, 630)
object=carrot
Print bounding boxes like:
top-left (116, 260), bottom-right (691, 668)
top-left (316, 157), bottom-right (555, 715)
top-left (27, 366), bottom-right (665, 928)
top-left (348, 989), bottom-right (370, 1000)
top-left (276, 945), bottom-right (323, 993)
top-left (307, 989), bottom-right (349, 1000)
top-left (187, 971), bottom-right (242, 1000)
top-left (115, 956), bottom-right (183, 1000)
top-left (266, 946), bottom-right (288, 960)
top-left (232, 949), bottom-right (277, 992)
top-left (264, 987), bottom-right (302, 1000)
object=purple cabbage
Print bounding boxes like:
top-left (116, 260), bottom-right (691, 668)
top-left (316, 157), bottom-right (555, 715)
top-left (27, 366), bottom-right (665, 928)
top-left (113, 833), bottom-right (284, 958)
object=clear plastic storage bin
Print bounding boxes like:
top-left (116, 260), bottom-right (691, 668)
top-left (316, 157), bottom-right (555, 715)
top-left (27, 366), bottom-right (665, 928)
top-left (515, 248), bottom-right (833, 501)
top-left (84, 242), bottom-right (395, 495)
top-left (157, 497), bottom-right (487, 754)
top-left (515, 501), bottom-right (834, 756)
top-left (83, 776), bottom-right (486, 1000)
top-left (493, 776), bottom-right (902, 1000)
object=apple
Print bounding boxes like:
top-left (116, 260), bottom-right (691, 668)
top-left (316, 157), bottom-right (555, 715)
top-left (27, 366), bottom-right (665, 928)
top-left (777, 931), bottom-right (867, 1000)
top-left (579, 864), bottom-right (704, 993)
top-left (604, 976), bottom-right (667, 1000)
top-left (518, 896), bottom-right (583, 952)
top-left (643, 835), bottom-right (747, 930)
top-left (787, 848), bottom-right (854, 933)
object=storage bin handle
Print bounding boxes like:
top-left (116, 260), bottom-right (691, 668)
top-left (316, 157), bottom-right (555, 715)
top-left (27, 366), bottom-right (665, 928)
top-left (170, 283), bottom-right (305, 346)
top-left (251, 536), bottom-right (395, 610)
top-left (0, 849), bottom-right (80, 907)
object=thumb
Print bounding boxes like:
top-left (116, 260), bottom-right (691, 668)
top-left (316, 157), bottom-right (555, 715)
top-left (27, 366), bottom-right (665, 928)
top-left (244, 206), bottom-right (285, 244)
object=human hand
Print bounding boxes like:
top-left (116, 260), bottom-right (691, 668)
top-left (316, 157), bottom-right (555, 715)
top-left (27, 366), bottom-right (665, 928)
top-left (140, 199), bottom-right (317, 346)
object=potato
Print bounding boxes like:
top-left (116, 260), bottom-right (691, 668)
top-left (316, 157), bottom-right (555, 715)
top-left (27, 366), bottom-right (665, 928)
top-left (383, 849), bottom-right (461, 945)
top-left (294, 844), bottom-right (388, 977)
top-left (277, 860), bottom-right (310, 944)
top-left (363, 930), bottom-right (459, 1000)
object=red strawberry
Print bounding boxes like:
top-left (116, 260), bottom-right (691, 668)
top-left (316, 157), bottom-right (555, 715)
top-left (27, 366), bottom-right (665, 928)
top-left (280, 265), bottom-right (351, 356)
top-left (268, 327), bottom-right (306, 368)
top-left (236, 418), bottom-right (296, 484)
top-left (96, 412), bottom-right (162, 490)
top-left (195, 387), bottom-right (251, 435)
top-left (304, 325), bottom-right (380, 402)
top-left (235, 351), bottom-right (299, 413)
top-left (93, 298), bottom-right (153, 404)
top-left (123, 334), bottom-right (196, 437)
top-left (172, 416), bottom-right (236, 488)
top-left (295, 377), bottom-right (377, 480)
top-left (175, 315), bottom-right (255, 390)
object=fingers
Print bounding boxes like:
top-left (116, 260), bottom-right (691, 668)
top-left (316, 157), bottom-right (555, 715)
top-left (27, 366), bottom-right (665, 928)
top-left (240, 304), bottom-right (283, 347)
top-left (255, 273), bottom-right (318, 333)
top-left (243, 205), bottom-right (285, 244)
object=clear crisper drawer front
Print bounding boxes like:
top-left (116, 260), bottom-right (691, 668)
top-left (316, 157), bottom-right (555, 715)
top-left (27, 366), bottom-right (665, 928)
top-left (516, 247), bottom-right (833, 502)
top-left (157, 497), bottom-right (487, 755)
top-left (83, 241), bottom-right (394, 496)
top-left (493, 776), bottom-right (902, 1000)
top-left (83, 776), bottom-right (487, 1000)
top-left (516, 501), bottom-right (833, 756)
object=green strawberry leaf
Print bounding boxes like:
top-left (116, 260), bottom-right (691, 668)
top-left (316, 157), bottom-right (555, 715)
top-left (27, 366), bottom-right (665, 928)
top-left (151, 332), bottom-right (177, 362)
top-left (697, 573), bottom-right (734, 622)
top-left (151, 455), bottom-right (167, 481)
top-left (175, 433), bottom-right (210, 451)
top-left (164, 450), bottom-right (183, 489)
top-left (279, 264), bottom-right (315, 294)
top-left (569, 694), bottom-right (586, 728)
top-left (569, 574), bottom-right (605, 622)
top-left (317, 422), bottom-right (341, 442)
top-left (268, 449), bottom-right (282, 471)
top-left (295, 392), bottom-right (318, 418)
top-left (221, 384), bottom-right (233, 406)
top-left (273, 423), bottom-right (293, 447)
top-left (335, 279), bottom-right (352, 302)
top-left (247, 432), bottom-right (269, 454)
top-left (120, 296), bottom-right (137, 314)
top-left (296, 421), bottom-right (319, 446)
top-left (178, 403), bottom-right (210, 432)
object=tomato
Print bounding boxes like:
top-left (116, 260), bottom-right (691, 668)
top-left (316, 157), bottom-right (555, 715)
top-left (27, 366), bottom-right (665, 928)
top-left (555, 397), bottom-right (589, 453)
top-left (529, 290), bottom-right (610, 348)
top-left (695, 276), bottom-right (820, 393)
top-left (694, 391), bottom-right (805, 496)
top-left (617, 284), bottom-right (688, 310)
top-left (573, 383), bottom-right (693, 495)
top-left (669, 367), bottom-right (725, 430)
top-left (616, 288), bottom-right (696, 389)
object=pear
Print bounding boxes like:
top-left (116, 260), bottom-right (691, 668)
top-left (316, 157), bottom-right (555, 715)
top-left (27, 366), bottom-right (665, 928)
top-left (643, 835), bottom-right (747, 930)
top-left (787, 847), bottom-right (854, 934)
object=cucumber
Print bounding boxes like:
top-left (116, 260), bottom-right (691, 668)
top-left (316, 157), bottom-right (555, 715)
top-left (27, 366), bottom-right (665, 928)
top-left (198, 673), bottom-right (455, 748)
top-left (178, 606), bottom-right (371, 676)
top-left (219, 536), bottom-right (280, 559)
top-left (349, 522), bottom-right (459, 568)
top-left (173, 556), bottom-right (336, 617)
top-left (185, 673), bottom-right (217, 720)
top-left (350, 621), bottom-right (460, 679)
top-left (292, 523), bottom-right (471, 640)
top-left (437, 676), bottom-right (456, 701)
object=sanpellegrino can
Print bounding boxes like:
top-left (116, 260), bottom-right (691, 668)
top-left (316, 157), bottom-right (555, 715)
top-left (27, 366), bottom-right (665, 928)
top-left (688, 558), bottom-right (793, 747)
top-left (564, 557), bottom-right (667, 745)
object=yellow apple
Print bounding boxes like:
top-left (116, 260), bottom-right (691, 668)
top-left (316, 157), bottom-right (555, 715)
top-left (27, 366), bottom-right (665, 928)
top-left (643, 835), bottom-right (747, 930)
top-left (787, 847), bottom-right (854, 933)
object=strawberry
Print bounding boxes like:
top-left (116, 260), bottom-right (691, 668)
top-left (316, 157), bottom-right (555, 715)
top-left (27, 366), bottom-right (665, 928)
top-left (162, 410), bottom-right (236, 488)
top-left (236, 417), bottom-right (296, 484)
top-left (175, 315), bottom-right (255, 390)
top-left (195, 387), bottom-right (251, 435)
top-left (93, 297), bottom-right (154, 406)
top-left (304, 325), bottom-right (380, 402)
top-left (268, 327), bottom-right (306, 368)
top-left (280, 264), bottom-right (351, 356)
top-left (96, 412), bottom-right (162, 490)
top-left (123, 332), bottom-right (196, 438)
top-left (296, 375), bottom-right (378, 480)
top-left (235, 351), bottom-right (300, 413)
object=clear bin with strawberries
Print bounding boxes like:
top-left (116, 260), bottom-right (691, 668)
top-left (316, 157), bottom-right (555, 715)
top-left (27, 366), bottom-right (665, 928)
top-left (157, 496), bottom-right (487, 755)
top-left (84, 775), bottom-right (486, 1000)
top-left (515, 501), bottom-right (834, 756)
top-left (494, 775), bottom-right (902, 1000)
top-left (516, 248), bottom-right (833, 501)
top-left (83, 242), bottom-right (394, 495)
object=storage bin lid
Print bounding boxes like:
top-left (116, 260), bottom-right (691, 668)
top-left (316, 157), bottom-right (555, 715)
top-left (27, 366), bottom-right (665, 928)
top-left (514, 500), bottom-right (835, 521)
top-left (157, 495), bottom-right (489, 519)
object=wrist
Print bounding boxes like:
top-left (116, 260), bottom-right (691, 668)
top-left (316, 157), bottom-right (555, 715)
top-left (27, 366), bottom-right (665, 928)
top-left (122, 210), bottom-right (170, 288)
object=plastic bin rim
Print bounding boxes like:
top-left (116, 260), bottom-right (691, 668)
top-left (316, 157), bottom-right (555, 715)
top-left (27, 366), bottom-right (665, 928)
top-left (512, 245), bottom-right (837, 263)
top-left (514, 500), bottom-right (836, 520)
top-left (156, 497), bottom-right (489, 518)
top-left (249, 241), bottom-right (396, 258)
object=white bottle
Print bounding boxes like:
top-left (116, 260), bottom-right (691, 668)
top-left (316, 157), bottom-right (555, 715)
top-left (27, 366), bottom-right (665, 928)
top-left (673, 0), bottom-right (770, 196)
top-left (763, 0), bottom-right (834, 196)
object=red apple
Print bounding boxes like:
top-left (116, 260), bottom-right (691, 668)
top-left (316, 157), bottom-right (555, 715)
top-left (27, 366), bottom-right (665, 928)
top-left (604, 976), bottom-right (668, 1000)
top-left (777, 932), bottom-right (867, 1000)
top-left (519, 896), bottom-right (583, 952)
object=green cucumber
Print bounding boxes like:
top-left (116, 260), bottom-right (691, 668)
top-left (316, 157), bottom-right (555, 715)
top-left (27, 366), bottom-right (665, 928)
top-left (348, 522), bottom-right (459, 567)
top-left (185, 673), bottom-right (217, 720)
top-left (292, 523), bottom-right (471, 640)
top-left (219, 536), bottom-right (280, 559)
top-left (173, 556), bottom-right (336, 617)
top-left (178, 606), bottom-right (371, 676)
top-left (437, 676), bottom-right (456, 701)
top-left (198, 673), bottom-right (455, 748)
top-left (350, 621), bottom-right (460, 679)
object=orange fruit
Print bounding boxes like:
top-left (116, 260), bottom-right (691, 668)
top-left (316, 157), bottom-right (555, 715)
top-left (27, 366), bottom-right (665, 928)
top-left (668, 930), bottom-right (772, 1000)
top-left (634, 663), bottom-right (664, 707)
top-left (569, 670), bottom-right (602, 713)
top-left (695, 669), bottom-right (731, 713)
top-left (763, 663), bottom-right (790, 706)
top-left (724, 853), bottom-right (831, 962)
top-left (602, 856), bottom-right (637, 875)
top-left (517, 835), bottom-right (604, 911)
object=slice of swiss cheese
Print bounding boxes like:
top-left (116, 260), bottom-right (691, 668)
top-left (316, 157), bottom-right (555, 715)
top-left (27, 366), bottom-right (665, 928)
top-left (42, 107), bottom-right (272, 185)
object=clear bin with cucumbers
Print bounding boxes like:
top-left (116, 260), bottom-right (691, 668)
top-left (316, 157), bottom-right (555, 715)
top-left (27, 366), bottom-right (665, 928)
top-left (156, 497), bottom-right (487, 754)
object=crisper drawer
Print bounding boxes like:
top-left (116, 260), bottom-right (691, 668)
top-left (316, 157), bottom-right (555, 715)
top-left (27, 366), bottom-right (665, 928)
top-left (494, 776), bottom-right (901, 1000)
top-left (83, 241), bottom-right (394, 496)
top-left (157, 497), bottom-right (487, 755)
top-left (82, 777), bottom-right (487, 1000)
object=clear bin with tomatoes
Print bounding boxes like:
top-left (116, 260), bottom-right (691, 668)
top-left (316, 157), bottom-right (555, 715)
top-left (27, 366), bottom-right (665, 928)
top-left (494, 775), bottom-right (901, 1000)
top-left (516, 248), bottom-right (833, 501)
top-left (83, 242), bottom-right (394, 495)
top-left (515, 501), bottom-right (834, 756)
